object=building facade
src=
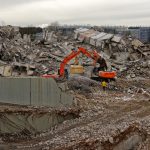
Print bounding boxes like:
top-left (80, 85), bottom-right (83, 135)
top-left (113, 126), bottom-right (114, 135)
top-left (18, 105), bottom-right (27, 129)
top-left (129, 27), bottom-right (150, 43)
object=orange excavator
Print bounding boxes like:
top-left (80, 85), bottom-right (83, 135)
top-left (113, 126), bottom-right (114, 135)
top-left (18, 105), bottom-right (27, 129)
top-left (42, 47), bottom-right (116, 82)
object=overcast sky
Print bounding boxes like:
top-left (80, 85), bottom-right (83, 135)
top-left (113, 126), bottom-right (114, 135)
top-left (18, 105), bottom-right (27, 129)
top-left (0, 0), bottom-right (150, 26)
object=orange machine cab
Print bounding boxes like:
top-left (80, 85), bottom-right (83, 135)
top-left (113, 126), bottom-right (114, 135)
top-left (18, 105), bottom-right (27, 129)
top-left (99, 71), bottom-right (116, 79)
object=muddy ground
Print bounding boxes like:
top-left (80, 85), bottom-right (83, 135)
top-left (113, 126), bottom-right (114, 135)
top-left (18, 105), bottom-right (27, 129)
top-left (0, 78), bottom-right (150, 150)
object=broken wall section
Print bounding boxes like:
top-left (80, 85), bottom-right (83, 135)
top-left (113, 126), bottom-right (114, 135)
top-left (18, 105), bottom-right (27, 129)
top-left (0, 77), bottom-right (73, 107)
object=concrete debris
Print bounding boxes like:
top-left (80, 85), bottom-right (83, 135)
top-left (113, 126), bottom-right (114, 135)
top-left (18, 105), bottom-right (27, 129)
top-left (74, 28), bottom-right (150, 79)
top-left (0, 26), bottom-right (149, 79)
top-left (131, 39), bottom-right (144, 48)
top-left (90, 32), bottom-right (106, 46)
top-left (0, 26), bottom-right (150, 149)
top-left (0, 26), bottom-right (76, 76)
top-left (118, 60), bottom-right (150, 79)
top-left (1, 78), bottom-right (149, 150)
top-left (111, 35), bottom-right (122, 43)
top-left (67, 76), bottom-right (101, 96)
top-left (136, 88), bottom-right (150, 100)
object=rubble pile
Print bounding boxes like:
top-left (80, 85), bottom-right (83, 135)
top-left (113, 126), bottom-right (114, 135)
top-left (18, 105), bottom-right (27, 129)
top-left (74, 28), bottom-right (150, 59)
top-left (74, 28), bottom-right (150, 79)
top-left (68, 76), bottom-right (101, 94)
top-left (2, 78), bottom-right (150, 150)
top-left (0, 26), bottom-right (75, 77)
top-left (0, 26), bottom-right (149, 79)
top-left (0, 26), bottom-right (150, 149)
top-left (118, 60), bottom-right (150, 79)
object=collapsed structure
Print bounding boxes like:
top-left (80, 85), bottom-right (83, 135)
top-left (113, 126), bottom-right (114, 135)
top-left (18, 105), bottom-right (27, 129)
top-left (0, 25), bottom-right (150, 150)
top-left (0, 26), bottom-right (149, 79)
top-left (75, 28), bottom-right (150, 79)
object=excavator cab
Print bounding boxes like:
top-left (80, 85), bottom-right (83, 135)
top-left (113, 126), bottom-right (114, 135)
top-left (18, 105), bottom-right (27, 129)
top-left (91, 69), bottom-right (116, 82)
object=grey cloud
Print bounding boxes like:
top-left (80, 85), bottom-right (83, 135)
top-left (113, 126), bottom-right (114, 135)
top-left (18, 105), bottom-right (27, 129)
top-left (0, 0), bottom-right (52, 9)
top-left (0, 0), bottom-right (37, 6)
top-left (0, 0), bottom-right (150, 26)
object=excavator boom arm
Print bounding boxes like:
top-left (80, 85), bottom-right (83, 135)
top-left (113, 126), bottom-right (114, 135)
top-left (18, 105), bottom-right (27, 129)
top-left (59, 47), bottom-right (97, 77)
top-left (42, 46), bottom-right (116, 80)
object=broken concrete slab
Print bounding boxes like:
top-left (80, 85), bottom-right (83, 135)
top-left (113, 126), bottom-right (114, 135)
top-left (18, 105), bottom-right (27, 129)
top-left (74, 28), bottom-right (89, 39)
top-left (131, 39), bottom-right (144, 48)
top-left (0, 77), bottom-right (74, 107)
top-left (90, 32), bottom-right (106, 46)
top-left (111, 35), bottom-right (122, 43)
top-left (3, 66), bottom-right (12, 77)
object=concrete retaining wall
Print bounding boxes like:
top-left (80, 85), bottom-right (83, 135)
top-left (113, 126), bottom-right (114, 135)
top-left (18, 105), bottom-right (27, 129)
top-left (0, 77), bottom-right (73, 107)
top-left (0, 113), bottom-right (74, 134)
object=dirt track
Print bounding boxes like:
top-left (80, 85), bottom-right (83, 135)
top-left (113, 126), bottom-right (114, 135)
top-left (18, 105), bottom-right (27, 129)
top-left (0, 79), bottom-right (150, 150)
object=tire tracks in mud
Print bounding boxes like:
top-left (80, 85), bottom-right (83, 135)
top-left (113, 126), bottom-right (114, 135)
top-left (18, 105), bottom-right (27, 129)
top-left (14, 100), bottom-right (150, 149)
